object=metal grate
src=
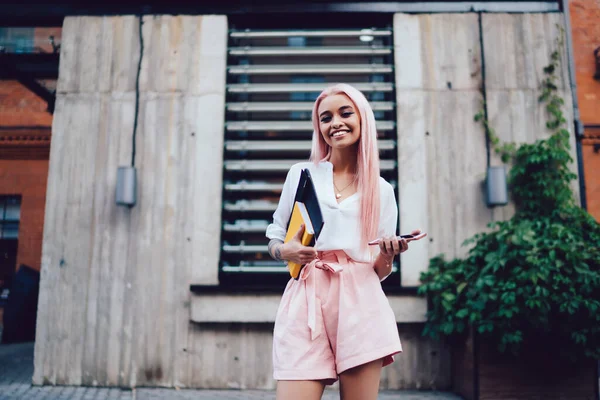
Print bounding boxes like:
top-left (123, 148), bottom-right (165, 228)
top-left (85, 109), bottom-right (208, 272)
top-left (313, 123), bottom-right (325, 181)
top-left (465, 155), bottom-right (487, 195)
top-left (220, 25), bottom-right (399, 286)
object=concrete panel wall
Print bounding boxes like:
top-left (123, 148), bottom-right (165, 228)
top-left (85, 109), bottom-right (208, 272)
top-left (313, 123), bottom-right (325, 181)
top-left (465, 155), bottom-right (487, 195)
top-left (34, 12), bottom-right (576, 390)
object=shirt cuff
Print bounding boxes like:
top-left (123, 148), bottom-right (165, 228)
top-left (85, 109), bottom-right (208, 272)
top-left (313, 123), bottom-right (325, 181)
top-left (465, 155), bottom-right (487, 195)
top-left (266, 224), bottom-right (286, 242)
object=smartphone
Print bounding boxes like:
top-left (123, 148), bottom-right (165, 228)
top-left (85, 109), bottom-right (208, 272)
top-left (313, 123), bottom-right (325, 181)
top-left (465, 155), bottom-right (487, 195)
top-left (368, 234), bottom-right (415, 246)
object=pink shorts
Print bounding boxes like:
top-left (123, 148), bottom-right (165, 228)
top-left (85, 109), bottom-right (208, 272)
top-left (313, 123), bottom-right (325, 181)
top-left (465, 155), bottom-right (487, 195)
top-left (272, 250), bottom-right (402, 383)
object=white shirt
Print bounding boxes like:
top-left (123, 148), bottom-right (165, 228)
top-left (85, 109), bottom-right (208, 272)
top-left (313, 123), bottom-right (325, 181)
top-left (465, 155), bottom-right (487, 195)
top-left (266, 161), bottom-right (398, 263)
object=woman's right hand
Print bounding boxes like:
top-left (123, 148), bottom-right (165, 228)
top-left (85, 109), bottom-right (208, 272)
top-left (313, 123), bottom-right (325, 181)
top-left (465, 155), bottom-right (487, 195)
top-left (280, 224), bottom-right (318, 265)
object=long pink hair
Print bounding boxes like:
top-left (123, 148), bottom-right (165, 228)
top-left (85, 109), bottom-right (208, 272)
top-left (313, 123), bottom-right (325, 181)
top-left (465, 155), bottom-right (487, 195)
top-left (309, 83), bottom-right (381, 251)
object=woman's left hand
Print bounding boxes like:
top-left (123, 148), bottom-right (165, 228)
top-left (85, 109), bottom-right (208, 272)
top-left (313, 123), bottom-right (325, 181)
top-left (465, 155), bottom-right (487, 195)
top-left (379, 229), bottom-right (426, 258)
top-left (379, 236), bottom-right (407, 258)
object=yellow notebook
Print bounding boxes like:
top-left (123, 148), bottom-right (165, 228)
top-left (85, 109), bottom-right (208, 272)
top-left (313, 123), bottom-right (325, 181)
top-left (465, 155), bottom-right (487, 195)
top-left (284, 202), bottom-right (315, 279)
top-left (282, 168), bottom-right (324, 279)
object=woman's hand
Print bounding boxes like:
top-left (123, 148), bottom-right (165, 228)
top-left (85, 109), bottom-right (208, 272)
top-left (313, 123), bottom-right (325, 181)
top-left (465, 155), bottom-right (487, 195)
top-left (378, 236), bottom-right (406, 259)
top-left (280, 224), bottom-right (318, 265)
top-left (374, 229), bottom-right (427, 280)
top-left (379, 229), bottom-right (427, 258)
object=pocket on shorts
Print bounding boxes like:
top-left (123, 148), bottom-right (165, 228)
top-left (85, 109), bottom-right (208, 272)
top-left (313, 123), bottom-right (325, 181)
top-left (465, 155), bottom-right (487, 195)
top-left (274, 286), bottom-right (312, 341)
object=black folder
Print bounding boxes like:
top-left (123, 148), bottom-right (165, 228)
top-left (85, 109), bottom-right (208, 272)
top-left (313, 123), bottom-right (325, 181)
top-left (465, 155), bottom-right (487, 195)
top-left (290, 168), bottom-right (324, 244)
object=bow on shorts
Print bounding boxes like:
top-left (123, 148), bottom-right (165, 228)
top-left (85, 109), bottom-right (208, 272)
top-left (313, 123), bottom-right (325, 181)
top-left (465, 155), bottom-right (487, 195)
top-left (298, 250), bottom-right (347, 341)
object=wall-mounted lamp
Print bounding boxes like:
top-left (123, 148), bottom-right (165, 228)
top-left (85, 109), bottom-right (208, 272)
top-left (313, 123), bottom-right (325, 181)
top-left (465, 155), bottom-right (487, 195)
top-left (116, 166), bottom-right (137, 207)
top-left (485, 166), bottom-right (508, 208)
top-left (594, 46), bottom-right (600, 81)
top-left (116, 15), bottom-right (143, 208)
top-left (359, 28), bottom-right (375, 43)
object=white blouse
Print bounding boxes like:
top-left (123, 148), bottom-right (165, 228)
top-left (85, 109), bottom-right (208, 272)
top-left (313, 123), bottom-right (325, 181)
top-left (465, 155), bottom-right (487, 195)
top-left (265, 161), bottom-right (398, 264)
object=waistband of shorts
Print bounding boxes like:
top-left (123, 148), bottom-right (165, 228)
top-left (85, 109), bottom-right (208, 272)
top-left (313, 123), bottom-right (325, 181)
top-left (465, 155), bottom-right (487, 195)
top-left (316, 250), bottom-right (347, 264)
top-left (316, 250), bottom-right (373, 266)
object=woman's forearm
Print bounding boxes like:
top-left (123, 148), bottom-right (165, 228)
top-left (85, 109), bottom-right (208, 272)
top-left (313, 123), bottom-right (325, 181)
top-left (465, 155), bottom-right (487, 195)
top-left (268, 239), bottom-right (285, 261)
top-left (374, 252), bottom-right (394, 280)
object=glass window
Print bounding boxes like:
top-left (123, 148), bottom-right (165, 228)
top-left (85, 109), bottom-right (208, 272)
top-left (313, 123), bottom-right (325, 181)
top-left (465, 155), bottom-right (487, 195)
top-left (0, 28), bottom-right (34, 53)
top-left (0, 196), bottom-right (21, 239)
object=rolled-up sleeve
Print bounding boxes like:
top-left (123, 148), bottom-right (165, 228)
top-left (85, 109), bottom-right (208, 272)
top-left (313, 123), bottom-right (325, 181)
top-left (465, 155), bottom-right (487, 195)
top-left (378, 180), bottom-right (398, 240)
top-left (376, 180), bottom-right (399, 281)
top-left (266, 165), bottom-right (301, 241)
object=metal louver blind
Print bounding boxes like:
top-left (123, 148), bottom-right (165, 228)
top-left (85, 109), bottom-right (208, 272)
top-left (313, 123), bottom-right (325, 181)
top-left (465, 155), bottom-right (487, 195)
top-left (220, 27), bottom-right (399, 286)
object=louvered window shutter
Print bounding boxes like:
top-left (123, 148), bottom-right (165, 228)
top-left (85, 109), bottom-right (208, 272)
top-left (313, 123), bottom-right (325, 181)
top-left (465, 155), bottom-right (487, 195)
top-left (220, 27), bottom-right (400, 286)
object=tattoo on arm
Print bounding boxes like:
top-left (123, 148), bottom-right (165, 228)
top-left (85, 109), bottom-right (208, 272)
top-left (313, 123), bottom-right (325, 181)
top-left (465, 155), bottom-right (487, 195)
top-left (275, 246), bottom-right (282, 261)
top-left (268, 239), bottom-right (284, 261)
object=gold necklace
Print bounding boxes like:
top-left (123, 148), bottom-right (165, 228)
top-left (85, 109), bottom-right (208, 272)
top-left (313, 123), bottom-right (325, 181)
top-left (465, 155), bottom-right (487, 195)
top-left (333, 176), bottom-right (357, 199)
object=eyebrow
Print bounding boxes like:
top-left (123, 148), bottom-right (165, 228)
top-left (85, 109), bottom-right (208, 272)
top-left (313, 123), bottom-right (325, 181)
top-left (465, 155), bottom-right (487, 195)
top-left (319, 105), bottom-right (354, 118)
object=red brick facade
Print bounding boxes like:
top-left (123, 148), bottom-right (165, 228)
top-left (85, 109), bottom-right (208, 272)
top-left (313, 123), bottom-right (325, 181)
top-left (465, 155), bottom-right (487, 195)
top-left (0, 80), bottom-right (54, 127)
top-left (452, 330), bottom-right (598, 400)
top-left (0, 79), bottom-right (52, 274)
top-left (0, 160), bottom-right (49, 272)
top-left (475, 344), bottom-right (597, 400)
top-left (570, 0), bottom-right (600, 124)
top-left (570, 0), bottom-right (600, 221)
top-left (0, 27), bottom-right (59, 335)
top-left (0, 28), bottom-right (58, 274)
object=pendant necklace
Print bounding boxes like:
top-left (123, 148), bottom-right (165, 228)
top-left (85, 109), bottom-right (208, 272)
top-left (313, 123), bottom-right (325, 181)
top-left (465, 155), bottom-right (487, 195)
top-left (333, 175), bottom-right (357, 199)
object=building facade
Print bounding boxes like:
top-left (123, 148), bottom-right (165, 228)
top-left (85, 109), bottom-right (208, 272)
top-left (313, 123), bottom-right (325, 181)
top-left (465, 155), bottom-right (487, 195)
top-left (0, 0), bottom-right (595, 393)
top-left (570, 0), bottom-right (600, 221)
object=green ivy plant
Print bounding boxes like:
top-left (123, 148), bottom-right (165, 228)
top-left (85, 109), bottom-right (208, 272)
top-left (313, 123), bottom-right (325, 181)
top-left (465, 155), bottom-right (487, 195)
top-left (418, 29), bottom-right (600, 363)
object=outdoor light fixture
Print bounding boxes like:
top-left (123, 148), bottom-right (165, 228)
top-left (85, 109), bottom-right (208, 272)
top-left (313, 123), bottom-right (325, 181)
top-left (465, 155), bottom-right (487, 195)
top-left (359, 28), bottom-right (375, 43)
top-left (116, 166), bottom-right (137, 207)
top-left (116, 15), bottom-right (143, 208)
top-left (594, 46), bottom-right (600, 81)
top-left (485, 166), bottom-right (508, 207)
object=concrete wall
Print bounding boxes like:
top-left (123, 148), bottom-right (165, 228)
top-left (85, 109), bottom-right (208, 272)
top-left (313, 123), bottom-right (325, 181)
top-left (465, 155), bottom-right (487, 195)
top-left (32, 12), bottom-right (578, 390)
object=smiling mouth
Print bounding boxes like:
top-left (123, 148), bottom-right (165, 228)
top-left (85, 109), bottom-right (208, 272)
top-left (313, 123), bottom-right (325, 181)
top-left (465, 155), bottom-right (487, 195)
top-left (330, 130), bottom-right (350, 138)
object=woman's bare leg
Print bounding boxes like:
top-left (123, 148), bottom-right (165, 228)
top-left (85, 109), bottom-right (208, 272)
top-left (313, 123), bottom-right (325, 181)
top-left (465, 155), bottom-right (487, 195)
top-left (338, 359), bottom-right (383, 400)
top-left (276, 380), bottom-right (326, 400)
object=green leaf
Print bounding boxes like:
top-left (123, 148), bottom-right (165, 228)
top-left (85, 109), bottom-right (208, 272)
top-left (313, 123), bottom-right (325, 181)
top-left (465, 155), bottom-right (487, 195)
top-left (442, 292), bottom-right (456, 302)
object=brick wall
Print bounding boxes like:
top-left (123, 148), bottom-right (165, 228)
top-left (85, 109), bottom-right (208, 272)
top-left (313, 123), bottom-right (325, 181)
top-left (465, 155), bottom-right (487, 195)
top-left (476, 344), bottom-right (597, 400)
top-left (0, 160), bottom-right (49, 272)
top-left (0, 77), bottom-right (52, 274)
top-left (33, 27), bottom-right (61, 54)
top-left (570, 0), bottom-right (600, 221)
top-left (582, 137), bottom-right (600, 221)
top-left (452, 333), bottom-right (598, 400)
top-left (0, 27), bottom-right (59, 273)
top-left (570, 0), bottom-right (600, 124)
top-left (0, 80), bottom-right (54, 126)
top-left (451, 332), bottom-right (475, 400)
top-left (0, 26), bottom-right (60, 125)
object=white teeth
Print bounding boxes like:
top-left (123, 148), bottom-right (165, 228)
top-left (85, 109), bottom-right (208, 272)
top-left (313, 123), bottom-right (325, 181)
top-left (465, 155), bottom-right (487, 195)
top-left (332, 131), bottom-right (347, 138)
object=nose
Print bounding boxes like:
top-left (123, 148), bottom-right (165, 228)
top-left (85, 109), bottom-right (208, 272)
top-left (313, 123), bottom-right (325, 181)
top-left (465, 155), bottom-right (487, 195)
top-left (331, 115), bottom-right (343, 128)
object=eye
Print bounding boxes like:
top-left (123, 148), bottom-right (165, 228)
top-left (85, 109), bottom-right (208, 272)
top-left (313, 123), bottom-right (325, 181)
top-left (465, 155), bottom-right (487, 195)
top-left (320, 116), bottom-right (332, 123)
top-left (342, 111), bottom-right (354, 118)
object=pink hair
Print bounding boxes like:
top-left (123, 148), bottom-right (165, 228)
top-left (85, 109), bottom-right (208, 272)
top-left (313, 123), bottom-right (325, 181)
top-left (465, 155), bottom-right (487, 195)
top-left (309, 83), bottom-right (381, 251)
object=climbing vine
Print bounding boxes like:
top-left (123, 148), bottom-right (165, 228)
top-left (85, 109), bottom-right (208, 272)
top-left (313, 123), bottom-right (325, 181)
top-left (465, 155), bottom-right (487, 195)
top-left (418, 27), bottom-right (600, 363)
top-left (474, 26), bottom-right (567, 164)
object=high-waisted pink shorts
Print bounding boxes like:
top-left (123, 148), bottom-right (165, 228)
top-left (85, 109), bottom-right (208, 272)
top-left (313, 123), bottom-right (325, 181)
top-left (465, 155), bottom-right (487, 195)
top-left (272, 250), bottom-right (402, 383)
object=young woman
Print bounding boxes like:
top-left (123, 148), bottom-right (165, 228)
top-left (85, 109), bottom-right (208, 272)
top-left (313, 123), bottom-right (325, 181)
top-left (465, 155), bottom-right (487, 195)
top-left (266, 83), bottom-right (426, 400)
